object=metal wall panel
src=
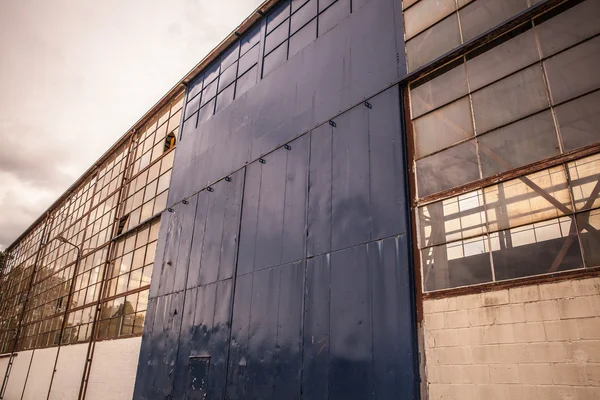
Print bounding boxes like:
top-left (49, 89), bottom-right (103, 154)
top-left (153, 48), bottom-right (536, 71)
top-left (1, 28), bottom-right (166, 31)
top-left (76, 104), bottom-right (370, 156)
top-left (134, 0), bottom-right (416, 397)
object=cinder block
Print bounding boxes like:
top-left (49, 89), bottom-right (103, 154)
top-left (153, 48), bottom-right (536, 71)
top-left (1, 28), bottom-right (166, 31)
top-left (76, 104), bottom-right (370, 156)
top-left (428, 348), bottom-right (448, 365)
top-left (427, 366), bottom-right (442, 383)
top-left (544, 320), bottom-right (580, 342)
top-left (498, 343), bottom-right (533, 364)
top-left (434, 329), bottom-right (459, 347)
top-left (425, 313), bottom-right (445, 330)
top-left (428, 383), bottom-right (452, 399)
top-left (452, 384), bottom-right (477, 400)
top-left (489, 364), bottom-right (519, 384)
top-left (536, 385), bottom-right (575, 400)
top-left (432, 297), bottom-right (458, 313)
top-left (444, 310), bottom-right (470, 329)
top-left (558, 297), bottom-right (597, 319)
top-left (495, 304), bottom-right (526, 324)
top-left (571, 277), bottom-right (600, 296)
top-left (513, 322), bottom-right (546, 343)
top-left (505, 384), bottom-right (539, 399)
top-left (481, 290), bottom-right (510, 307)
top-left (524, 300), bottom-right (560, 322)
top-left (587, 363), bottom-right (600, 386)
top-left (469, 307), bottom-right (496, 326)
top-left (458, 327), bottom-right (484, 346)
top-left (438, 365), bottom-right (463, 384)
top-left (551, 363), bottom-right (587, 385)
top-left (540, 280), bottom-right (575, 300)
top-left (567, 340), bottom-right (600, 363)
top-left (424, 300), bottom-right (435, 314)
top-left (477, 384), bottom-right (509, 400)
top-left (482, 324), bottom-right (514, 344)
top-left (456, 294), bottom-right (482, 310)
top-left (518, 363), bottom-right (554, 384)
top-left (509, 285), bottom-right (540, 304)
top-left (472, 345), bottom-right (502, 364)
top-left (578, 317), bottom-right (600, 340)
top-left (461, 364), bottom-right (490, 384)
top-left (530, 342), bottom-right (569, 363)
top-left (444, 346), bottom-right (473, 365)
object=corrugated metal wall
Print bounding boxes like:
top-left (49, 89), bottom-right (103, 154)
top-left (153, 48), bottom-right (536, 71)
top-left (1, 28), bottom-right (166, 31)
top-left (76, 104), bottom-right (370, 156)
top-left (133, 0), bottom-right (418, 398)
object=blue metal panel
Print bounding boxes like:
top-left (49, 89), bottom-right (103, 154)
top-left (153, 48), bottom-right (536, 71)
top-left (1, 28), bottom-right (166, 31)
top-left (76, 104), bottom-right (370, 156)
top-left (134, 0), bottom-right (418, 397)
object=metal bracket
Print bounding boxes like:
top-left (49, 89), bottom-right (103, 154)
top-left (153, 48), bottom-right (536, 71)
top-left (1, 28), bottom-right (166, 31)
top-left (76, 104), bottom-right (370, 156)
top-left (225, 176), bottom-right (232, 182)
top-left (284, 144), bottom-right (292, 150)
top-left (329, 120), bottom-right (336, 127)
top-left (182, 199), bottom-right (189, 205)
top-left (167, 208), bottom-right (175, 213)
top-left (364, 101), bottom-right (372, 109)
top-left (259, 158), bottom-right (266, 164)
top-left (207, 187), bottom-right (214, 192)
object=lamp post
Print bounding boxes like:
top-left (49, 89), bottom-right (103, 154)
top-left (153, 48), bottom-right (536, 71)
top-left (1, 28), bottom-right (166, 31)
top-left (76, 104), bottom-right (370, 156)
top-left (46, 235), bottom-right (82, 400)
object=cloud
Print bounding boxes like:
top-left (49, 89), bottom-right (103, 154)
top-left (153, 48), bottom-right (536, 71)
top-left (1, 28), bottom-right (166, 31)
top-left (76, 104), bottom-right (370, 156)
top-left (0, 0), bottom-right (263, 249)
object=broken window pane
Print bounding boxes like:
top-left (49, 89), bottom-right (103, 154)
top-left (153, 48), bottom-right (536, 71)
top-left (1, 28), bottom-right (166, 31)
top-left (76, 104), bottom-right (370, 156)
top-left (491, 217), bottom-right (582, 280)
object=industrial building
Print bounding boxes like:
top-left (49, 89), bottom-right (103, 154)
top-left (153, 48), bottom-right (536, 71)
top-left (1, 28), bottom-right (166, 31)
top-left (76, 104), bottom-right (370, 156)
top-left (1, 0), bottom-right (599, 398)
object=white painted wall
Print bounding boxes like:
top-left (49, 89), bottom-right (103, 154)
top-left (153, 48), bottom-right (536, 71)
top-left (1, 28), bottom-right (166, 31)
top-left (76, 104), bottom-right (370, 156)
top-left (48, 343), bottom-right (88, 400)
top-left (85, 337), bottom-right (142, 400)
top-left (21, 347), bottom-right (58, 400)
top-left (0, 356), bottom-right (9, 383)
top-left (422, 277), bottom-right (600, 399)
top-left (3, 350), bottom-right (33, 400)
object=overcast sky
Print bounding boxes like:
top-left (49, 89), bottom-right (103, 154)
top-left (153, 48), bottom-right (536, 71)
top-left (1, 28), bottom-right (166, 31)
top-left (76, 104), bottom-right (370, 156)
top-left (0, 0), bottom-right (263, 250)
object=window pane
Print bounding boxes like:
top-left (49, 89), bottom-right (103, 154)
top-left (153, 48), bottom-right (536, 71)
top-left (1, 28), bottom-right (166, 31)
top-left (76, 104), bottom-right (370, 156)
top-left (490, 217), bottom-right (582, 280)
top-left (220, 41), bottom-right (239, 70)
top-left (201, 79), bottom-right (218, 106)
top-left (422, 236), bottom-right (493, 291)
top-left (414, 96), bottom-right (474, 159)
top-left (459, 0), bottom-right (528, 42)
top-left (218, 61), bottom-right (238, 92)
top-left (576, 208), bottom-right (600, 267)
top-left (418, 189), bottom-right (486, 247)
top-left (535, 0), bottom-right (600, 58)
top-left (416, 140), bottom-right (480, 197)
top-left (544, 36), bottom-right (600, 105)
top-left (556, 90), bottom-right (600, 152)
top-left (198, 98), bottom-right (215, 124)
top-left (236, 66), bottom-right (258, 98)
top-left (289, 19), bottom-right (317, 58)
top-left (318, 0), bottom-right (350, 35)
top-left (568, 153), bottom-right (600, 211)
top-left (216, 83), bottom-right (235, 113)
top-left (472, 64), bottom-right (549, 134)
top-left (265, 20), bottom-right (289, 54)
top-left (404, 0), bottom-right (456, 40)
top-left (263, 43), bottom-right (288, 77)
top-left (406, 14), bottom-right (461, 72)
top-left (240, 24), bottom-right (260, 55)
top-left (484, 166), bottom-right (572, 232)
top-left (184, 93), bottom-right (201, 121)
top-left (238, 44), bottom-right (259, 76)
top-left (410, 61), bottom-right (468, 118)
top-left (291, 0), bottom-right (317, 34)
top-left (466, 27), bottom-right (539, 92)
top-left (267, 0), bottom-right (290, 33)
top-left (477, 110), bottom-right (559, 177)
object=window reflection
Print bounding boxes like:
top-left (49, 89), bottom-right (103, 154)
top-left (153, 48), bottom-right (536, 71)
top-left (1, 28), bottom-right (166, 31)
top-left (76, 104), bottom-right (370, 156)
top-left (568, 154), bottom-right (600, 211)
top-left (576, 209), bottom-right (600, 267)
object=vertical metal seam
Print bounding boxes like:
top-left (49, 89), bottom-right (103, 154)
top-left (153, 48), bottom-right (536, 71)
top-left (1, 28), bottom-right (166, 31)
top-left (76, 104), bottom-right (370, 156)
top-left (223, 166), bottom-right (248, 396)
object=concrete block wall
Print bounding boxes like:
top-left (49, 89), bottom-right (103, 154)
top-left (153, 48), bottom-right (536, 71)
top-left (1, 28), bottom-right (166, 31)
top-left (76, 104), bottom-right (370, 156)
top-left (48, 343), bottom-right (87, 400)
top-left (423, 277), bottom-right (600, 399)
top-left (85, 337), bottom-right (142, 400)
top-left (3, 350), bottom-right (33, 400)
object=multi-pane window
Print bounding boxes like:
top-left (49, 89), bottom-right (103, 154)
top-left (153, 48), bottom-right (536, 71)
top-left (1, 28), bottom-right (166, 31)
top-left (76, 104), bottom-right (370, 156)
top-left (402, 0), bottom-right (553, 72)
top-left (409, 0), bottom-right (600, 292)
top-left (262, 0), bottom-right (352, 77)
top-left (95, 220), bottom-right (159, 340)
top-left (181, 24), bottom-right (261, 136)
